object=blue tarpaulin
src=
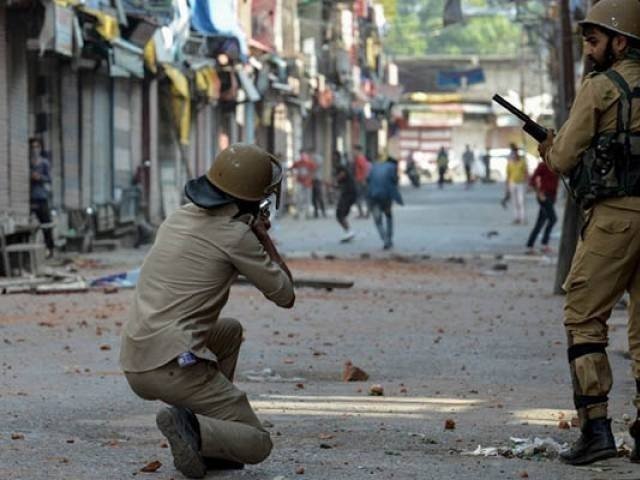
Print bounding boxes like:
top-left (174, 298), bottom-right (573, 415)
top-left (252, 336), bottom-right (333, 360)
top-left (437, 67), bottom-right (485, 89)
top-left (90, 268), bottom-right (140, 288)
top-left (190, 0), bottom-right (248, 60)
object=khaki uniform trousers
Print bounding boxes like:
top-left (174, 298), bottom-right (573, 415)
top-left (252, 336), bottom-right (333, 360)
top-left (124, 318), bottom-right (272, 464)
top-left (564, 203), bottom-right (640, 423)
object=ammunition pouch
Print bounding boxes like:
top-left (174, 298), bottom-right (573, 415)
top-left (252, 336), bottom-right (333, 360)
top-left (569, 69), bottom-right (640, 209)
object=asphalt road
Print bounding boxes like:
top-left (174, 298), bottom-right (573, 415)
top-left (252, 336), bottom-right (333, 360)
top-left (272, 181), bottom-right (565, 258)
top-left (4, 180), bottom-right (638, 480)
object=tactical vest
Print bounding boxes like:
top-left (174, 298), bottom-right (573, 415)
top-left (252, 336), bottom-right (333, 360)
top-left (569, 69), bottom-right (640, 209)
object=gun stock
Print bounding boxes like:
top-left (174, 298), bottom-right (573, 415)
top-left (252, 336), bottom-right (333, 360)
top-left (492, 94), bottom-right (548, 143)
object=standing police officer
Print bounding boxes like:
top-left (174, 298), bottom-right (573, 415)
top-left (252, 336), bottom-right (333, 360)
top-left (120, 144), bottom-right (295, 478)
top-left (539, 0), bottom-right (640, 465)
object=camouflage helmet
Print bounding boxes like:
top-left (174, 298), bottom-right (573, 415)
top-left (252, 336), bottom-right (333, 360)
top-left (579, 0), bottom-right (640, 41)
top-left (185, 143), bottom-right (283, 209)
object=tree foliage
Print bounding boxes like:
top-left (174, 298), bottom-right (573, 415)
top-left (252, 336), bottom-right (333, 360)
top-left (385, 0), bottom-right (523, 56)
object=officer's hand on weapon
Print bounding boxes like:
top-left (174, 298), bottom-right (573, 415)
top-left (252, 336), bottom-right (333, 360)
top-left (252, 215), bottom-right (271, 240)
top-left (538, 129), bottom-right (556, 159)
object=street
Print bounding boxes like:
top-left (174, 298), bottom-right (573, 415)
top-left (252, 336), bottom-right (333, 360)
top-left (1, 182), bottom-right (637, 480)
top-left (273, 181), bottom-right (563, 257)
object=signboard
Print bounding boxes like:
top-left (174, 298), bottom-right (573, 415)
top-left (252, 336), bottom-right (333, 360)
top-left (54, 4), bottom-right (74, 57)
top-left (408, 111), bottom-right (463, 128)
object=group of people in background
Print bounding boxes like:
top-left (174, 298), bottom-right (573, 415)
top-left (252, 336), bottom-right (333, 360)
top-left (504, 142), bottom-right (559, 255)
top-left (430, 142), bottom-right (560, 255)
top-left (290, 144), bottom-right (403, 250)
top-left (290, 141), bottom-right (559, 255)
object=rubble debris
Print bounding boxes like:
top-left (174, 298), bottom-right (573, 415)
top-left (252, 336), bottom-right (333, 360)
top-left (342, 361), bottom-right (369, 382)
top-left (461, 436), bottom-right (568, 459)
top-left (73, 258), bottom-right (106, 269)
top-left (492, 263), bottom-right (508, 271)
top-left (0, 268), bottom-right (88, 294)
top-left (36, 280), bottom-right (89, 294)
top-left (242, 368), bottom-right (304, 383)
top-left (295, 466), bottom-right (305, 474)
top-left (140, 460), bottom-right (162, 472)
top-left (368, 384), bottom-right (384, 396)
top-left (444, 419), bottom-right (456, 430)
top-left (558, 420), bottom-right (570, 430)
top-left (446, 257), bottom-right (466, 264)
top-left (11, 433), bottom-right (24, 440)
top-left (390, 254), bottom-right (412, 263)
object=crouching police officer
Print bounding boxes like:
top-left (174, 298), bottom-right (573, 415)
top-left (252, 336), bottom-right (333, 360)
top-left (120, 144), bottom-right (295, 478)
top-left (539, 0), bottom-right (640, 465)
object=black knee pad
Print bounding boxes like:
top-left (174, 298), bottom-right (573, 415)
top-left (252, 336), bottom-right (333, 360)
top-left (568, 343), bottom-right (610, 409)
top-left (567, 342), bottom-right (607, 362)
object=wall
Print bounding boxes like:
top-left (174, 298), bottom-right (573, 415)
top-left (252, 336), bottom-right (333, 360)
top-left (0, 6), bottom-right (10, 218)
top-left (0, 10), bottom-right (30, 223)
top-left (60, 63), bottom-right (81, 209)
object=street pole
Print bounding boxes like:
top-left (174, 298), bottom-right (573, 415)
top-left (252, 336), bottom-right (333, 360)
top-left (553, 0), bottom-right (599, 294)
top-left (553, 0), bottom-right (578, 294)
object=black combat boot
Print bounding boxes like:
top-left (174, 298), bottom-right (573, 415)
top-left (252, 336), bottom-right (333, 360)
top-left (203, 457), bottom-right (245, 470)
top-left (560, 417), bottom-right (617, 465)
top-left (156, 406), bottom-right (206, 479)
top-left (630, 419), bottom-right (640, 462)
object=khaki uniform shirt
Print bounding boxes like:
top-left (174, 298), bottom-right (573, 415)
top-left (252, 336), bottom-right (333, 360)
top-left (546, 58), bottom-right (640, 212)
top-left (120, 203), bottom-right (294, 373)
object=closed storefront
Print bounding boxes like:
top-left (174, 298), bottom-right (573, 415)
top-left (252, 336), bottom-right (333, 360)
top-left (91, 72), bottom-right (113, 205)
top-left (0, 8), bottom-right (30, 224)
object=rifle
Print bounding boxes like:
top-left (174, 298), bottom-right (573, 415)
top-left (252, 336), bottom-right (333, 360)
top-left (492, 94), bottom-right (548, 143)
top-left (259, 198), bottom-right (272, 219)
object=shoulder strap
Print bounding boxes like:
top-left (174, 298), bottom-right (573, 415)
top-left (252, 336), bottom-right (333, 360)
top-left (605, 69), bottom-right (632, 131)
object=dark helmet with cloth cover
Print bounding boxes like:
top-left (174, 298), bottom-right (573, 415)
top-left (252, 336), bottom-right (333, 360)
top-left (185, 143), bottom-right (283, 209)
top-left (578, 0), bottom-right (640, 41)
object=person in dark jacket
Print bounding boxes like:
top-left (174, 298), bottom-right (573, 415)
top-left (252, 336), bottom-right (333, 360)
top-left (29, 137), bottom-right (54, 257)
top-left (333, 151), bottom-right (357, 242)
top-left (367, 152), bottom-right (404, 250)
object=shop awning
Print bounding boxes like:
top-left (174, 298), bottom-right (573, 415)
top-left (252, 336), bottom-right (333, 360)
top-left (190, 0), bottom-right (248, 60)
top-left (236, 68), bottom-right (261, 102)
top-left (121, 0), bottom-right (174, 25)
top-left (37, 0), bottom-right (77, 57)
top-left (110, 38), bottom-right (144, 78)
